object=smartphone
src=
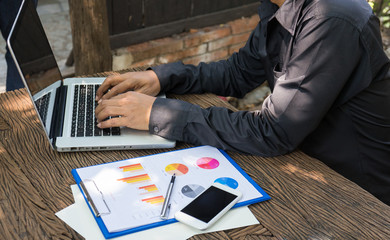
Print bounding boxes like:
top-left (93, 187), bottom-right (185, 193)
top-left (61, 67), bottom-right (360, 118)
top-left (174, 182), bottom-right (242, 230)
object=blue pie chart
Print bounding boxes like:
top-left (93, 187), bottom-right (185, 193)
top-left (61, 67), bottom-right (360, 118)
top-left (214, 177), bottom-right (239, 189)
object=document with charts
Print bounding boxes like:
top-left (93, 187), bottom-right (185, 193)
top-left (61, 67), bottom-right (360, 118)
top-left (72, 146), bottom-right (270, 239)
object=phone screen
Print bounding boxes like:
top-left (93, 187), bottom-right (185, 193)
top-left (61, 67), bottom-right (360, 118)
top-left (181, 186), bottom-right (237, 223)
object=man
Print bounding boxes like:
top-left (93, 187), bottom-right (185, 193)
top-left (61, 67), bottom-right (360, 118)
top-left (0, 0), bottom-right (38, 91)
top-left (95, 0), bottom-right (390, 205)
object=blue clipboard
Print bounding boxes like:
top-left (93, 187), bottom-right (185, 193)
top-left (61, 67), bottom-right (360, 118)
top-left (71, 146), bottom-right (271, 239)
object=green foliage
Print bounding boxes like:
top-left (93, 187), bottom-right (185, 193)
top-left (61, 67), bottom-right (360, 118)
top-left (368, 0), bottom-right (390, 27)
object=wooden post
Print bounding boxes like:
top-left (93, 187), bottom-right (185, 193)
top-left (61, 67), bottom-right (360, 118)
top-left (68, 0), bottom-right (112, 76)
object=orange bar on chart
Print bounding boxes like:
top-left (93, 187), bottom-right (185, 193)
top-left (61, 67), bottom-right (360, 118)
top-left (139, 184), bottom-right (158, 193)
top-left (118, 174), bottom-right (151, 184)
top-left (119, 163), bottom-right (144, 172)
top-left (142, 195), bottom-right (165, 205)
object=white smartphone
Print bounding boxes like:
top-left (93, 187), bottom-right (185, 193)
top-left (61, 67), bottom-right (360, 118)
top-left (174, 182), bottom-right (242, 230)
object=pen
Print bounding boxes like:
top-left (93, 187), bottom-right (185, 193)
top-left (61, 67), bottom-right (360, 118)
top-left (160, 173), bottom-right (176, 220)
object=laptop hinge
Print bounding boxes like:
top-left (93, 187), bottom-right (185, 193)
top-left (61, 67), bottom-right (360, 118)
top-left (50, 85), bottom-right (67, 139)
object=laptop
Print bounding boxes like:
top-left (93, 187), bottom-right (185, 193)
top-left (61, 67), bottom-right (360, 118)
top-left (6, 0), bottom-right (175, 152)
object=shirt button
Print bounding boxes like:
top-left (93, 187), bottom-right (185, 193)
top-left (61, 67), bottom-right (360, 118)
top-left (153, 126), bottom-right (159, 133)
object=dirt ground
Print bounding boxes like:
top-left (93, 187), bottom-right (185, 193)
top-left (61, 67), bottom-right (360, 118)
top-left (229, 28), bottom-right (390, 111)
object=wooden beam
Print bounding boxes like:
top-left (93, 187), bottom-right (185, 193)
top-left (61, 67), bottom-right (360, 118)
top-left (109, 2), bottom-right (259, 49)
top-left (68, 0), bottom-right (112, 76)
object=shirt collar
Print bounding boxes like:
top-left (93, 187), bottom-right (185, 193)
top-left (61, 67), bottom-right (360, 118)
top-left (258, 0), bottom-right (279, 21)
top-left (273, 0), bottom-right (308, 35)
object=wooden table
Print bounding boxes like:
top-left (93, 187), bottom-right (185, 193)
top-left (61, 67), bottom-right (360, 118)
top-left (1, 71), bottom-right (390, 240)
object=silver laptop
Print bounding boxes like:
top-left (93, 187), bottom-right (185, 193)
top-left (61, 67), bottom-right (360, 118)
top-left (7, 0), bottom-right (175, 152)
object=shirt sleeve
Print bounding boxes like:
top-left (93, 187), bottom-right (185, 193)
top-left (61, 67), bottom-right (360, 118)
top-left (151, 22), bottom-right (267, 98)
top-left (149, 17), bottom-right (363, 156)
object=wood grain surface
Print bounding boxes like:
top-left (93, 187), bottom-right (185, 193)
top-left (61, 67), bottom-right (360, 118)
top-left (0, 115), bottom-right (9, 131)
top-left (1, 70), bottom-right (390, 239)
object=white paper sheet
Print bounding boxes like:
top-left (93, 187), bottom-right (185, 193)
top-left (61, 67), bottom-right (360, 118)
top-left (56, 184), bottom-right (260, 240)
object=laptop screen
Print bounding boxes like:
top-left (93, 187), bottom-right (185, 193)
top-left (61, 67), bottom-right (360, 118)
top-left (8, 0), bottom-right (62, 96)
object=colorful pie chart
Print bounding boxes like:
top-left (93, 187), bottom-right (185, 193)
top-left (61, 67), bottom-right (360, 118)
top-left (165, 163), bottom-right (189, 176)
top-left (181, 184), bottom-right (205, 198)
top-left (196, 157), bottom-right (219, 169)
top-left (214, 177), bottom-right (239, 189)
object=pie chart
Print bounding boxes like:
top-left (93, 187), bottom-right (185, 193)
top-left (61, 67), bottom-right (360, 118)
top-left (165, 163), bottom-right (189, 176)
top-left (196, 157), bottom-right (219, 169)
top-left (214, 177), bottom-right (239, 189)
top-left (181, 184), bottom-right (205, 198)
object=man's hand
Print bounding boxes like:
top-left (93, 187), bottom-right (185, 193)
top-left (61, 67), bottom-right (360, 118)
top-left (94, 70), bottom-right (160, 130)
top-left (95, 91), bottom-right (156, 131)
top-left (95, 70), bottom-right (161, 101)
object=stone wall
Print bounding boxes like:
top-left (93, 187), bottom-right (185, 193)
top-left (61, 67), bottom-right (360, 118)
top-left (112, 14), bottom-right (259, 70)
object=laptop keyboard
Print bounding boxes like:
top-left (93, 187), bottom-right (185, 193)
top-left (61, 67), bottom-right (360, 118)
top-left (71, 84), bottom-right (121, 137)
top-left (35, 92), bottom-right (51, 126)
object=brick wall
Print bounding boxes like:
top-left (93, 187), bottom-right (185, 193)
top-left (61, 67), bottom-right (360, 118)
top-left (112, 14), bottom-right (259, 70)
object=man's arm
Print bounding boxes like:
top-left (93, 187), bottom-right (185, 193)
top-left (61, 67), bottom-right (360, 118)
top-left (151, 22), bottom-right (268, 98)
top-left (149, 17), bottom-right (364, 156)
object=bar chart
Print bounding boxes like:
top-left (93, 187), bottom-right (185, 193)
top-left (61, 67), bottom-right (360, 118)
top-left (117, 173), bottom-right (151, 184)
top-left (138, 184), bottom-right (159, 194)
top-left (119, 163), bottom-right (144, 172)
top-left (141, 195), bottom-right (165, 205)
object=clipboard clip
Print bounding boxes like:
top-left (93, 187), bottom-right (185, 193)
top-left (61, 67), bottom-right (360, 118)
top-left (80, 179), bottom-right (111, 217)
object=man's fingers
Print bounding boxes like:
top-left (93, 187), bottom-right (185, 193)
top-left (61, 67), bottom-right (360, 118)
top-left (100, 81), bottom-right (131, 100)
top-left (97, 117), bottom-right (123, 129)
top-left (95, 91), bottom-right (155, 131)
top-left (96, 70), bottom-right (161, 102)
top-left (96, 74), bottom-right (122, 101)
top-left (95, 102), bottom-right (123, 122)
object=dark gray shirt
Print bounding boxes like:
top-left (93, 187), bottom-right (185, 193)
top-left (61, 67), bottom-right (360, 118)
top-left (150, 0), bottom-right (390, 204)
